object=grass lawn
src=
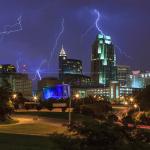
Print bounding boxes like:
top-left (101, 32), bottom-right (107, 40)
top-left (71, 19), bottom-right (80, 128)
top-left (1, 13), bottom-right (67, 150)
top-left (0, 123), bottom-right (65, 135)
top-left (0, 133), bottom-right (60, 150)
top-left (14, 111), bottom-right (69, 119)
top-left (0, 112), bottom-right (88, 150)
top-left (14, 111), bottom-right (92, 121)
top-left (0, 119), bottom-right (18, 125)
top-left (0, 111), bottom-right (91, 137)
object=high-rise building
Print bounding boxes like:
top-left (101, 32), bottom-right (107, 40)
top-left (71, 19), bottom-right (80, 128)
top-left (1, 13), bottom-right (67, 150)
top-left (117, 65), bottom-right (130, 86)
top-left (128, 70), bottom-right (150, 89)
top-left (91, 34), bottom-right (117, 85)
top-left (59, 46), bottom-right (82, 81)
top-left (12, 73), bottom-right (32, 98)
top-left (128, 70), bottom-right (144, 88)
top-left (0, 66), bottom-right (32, 99)
top-left (59, 46), bottom-right (67, 81)
top-left (0, 64), bottom-right (16, 73)
top-left (141, 71), bottom-right (150, 87)
top-left (58, 46), bottom-right (92, 86)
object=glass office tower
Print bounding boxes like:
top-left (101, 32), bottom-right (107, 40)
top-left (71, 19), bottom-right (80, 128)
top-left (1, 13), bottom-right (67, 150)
top-left (59, 46), bottom-right (82, 81)
top-left (91, 34), bottom-right (117, 85)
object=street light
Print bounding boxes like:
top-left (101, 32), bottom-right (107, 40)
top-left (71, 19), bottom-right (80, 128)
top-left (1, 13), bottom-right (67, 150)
top-left (134, 104), bottom-right (137, 108)
top-left (13, 94), bottom-right (17, 99)
top-left (33, 96), bottom-right (38, 102)
top-left (75, 94), bottom-right (79, 99)
top-left (130, 97), bottom-right (134, 103)
top-left (134, 104), bottom-right (140, 112)
top-left (69, 94), bottom-right (79, 125)
top-left (124, 101), bottom-right (128, 105)
top-left (68, 97), bottom-right (72, 125)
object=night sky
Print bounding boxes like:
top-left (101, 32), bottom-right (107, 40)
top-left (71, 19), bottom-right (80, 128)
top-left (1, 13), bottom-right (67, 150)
top-left (0, 0), bottom-right (150, 78)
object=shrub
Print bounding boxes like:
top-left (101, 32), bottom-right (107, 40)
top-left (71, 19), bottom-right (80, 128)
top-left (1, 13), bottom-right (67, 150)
top-left (135, 112), bottom-right (150, 125)
top-left (24, 104), bottom-right (30, 110)
top-left (122, 115), bottom-right (135, 126)
top-left (62, 107), bottom-right (66, 112)
top-left (80, 105), bottom-right (95, 117)
top-left (107, 113), bottom-right (118, 123)
top-left (36, 104), bottom-right (43, 111)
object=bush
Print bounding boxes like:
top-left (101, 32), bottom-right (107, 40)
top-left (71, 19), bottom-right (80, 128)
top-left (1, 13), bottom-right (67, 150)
top-left (96, 114), bottom-right (106, 121)
top-left (49, 119), bottom-right (150, 150)
top-left (68, 120), bottom-right (134, 150)
top-left (107, 114), bottom-right (118, 123)
top-left (80, 105), bottom-right (95, 117)
top-left (36, 104), bottom-right (43, 111)
top-left (73, 104), bottom-right (80, 113)
top-left (24, 104), bottom-right (30, 110)
top-left (135, 112), bottom-right (150, 125)
top-left (122, 115), bottom-right (135, 127)
top-left (61, 107), bottom-right (66, 112)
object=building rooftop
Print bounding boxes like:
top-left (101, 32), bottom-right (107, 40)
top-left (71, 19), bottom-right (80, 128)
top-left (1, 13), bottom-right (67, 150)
top-left (59, 45), bottom-right (67, 56)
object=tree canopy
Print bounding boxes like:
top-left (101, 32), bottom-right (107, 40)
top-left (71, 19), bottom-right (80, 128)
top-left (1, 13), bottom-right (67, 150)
top-left (0, 79), bottom-right (13, 121)
top-left (135, 85), bottom-right (150, 111)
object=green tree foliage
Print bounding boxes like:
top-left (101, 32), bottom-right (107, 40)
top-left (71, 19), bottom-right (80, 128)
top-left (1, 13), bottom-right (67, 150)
top-left (49, 119), bottom-right (150, 150)
top-left (134, 111), bottom-right (150, 125)
top-left (0, 79), bottom-right (13, 121)
top-left (135, 85), bottom-right (150, 111)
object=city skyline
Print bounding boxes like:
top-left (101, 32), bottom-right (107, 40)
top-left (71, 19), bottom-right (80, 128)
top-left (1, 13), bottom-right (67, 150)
top-left (0, 0), bottom-right (150, 78)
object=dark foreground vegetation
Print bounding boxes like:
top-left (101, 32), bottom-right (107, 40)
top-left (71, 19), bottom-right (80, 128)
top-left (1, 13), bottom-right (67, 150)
top-left (0, 118), bottom-right (149, 150)
top-left (49, 119), bottom-right (150, 150)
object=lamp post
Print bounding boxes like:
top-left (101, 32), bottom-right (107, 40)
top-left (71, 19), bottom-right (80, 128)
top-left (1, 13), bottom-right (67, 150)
top-left (13, 94), bottom-right (17, 99)
top-left (134, 104), bottom-right (140, 112)
top-left (33, 96), bottom-right (38, 103)
top-left (130, 97), bottom-right (134, 105)
top-left (124, 101), bottom-right (128, 105)
top-left (68, 94), bottom-right (79, 125)
top-left (75, 94), bottom-right (79, 99)
top-left (68, 97), bottom-right (72, 125)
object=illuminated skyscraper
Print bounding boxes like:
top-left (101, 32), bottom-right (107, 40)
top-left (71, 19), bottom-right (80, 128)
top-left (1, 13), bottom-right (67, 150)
top-left (117, 65), bottom-right (130, 86)
top-left (59, 45), bottom-right (82, 81)
top-left (59, 45), bottom-right (67, 80)
top-left (91, 34), bottom-right (117, 85)
top-left (0, 64), bottom-right (16, 73)
top-left (0, 73), bottom-right (32, 98)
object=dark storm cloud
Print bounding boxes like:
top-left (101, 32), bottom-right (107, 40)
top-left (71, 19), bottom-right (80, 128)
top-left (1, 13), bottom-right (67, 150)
top-left (0, 0), bottom-right (149, 77)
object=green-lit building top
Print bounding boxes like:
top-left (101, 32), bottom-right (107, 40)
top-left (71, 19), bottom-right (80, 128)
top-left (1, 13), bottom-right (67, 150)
top-left (91, 34), bottom-right (117, 85)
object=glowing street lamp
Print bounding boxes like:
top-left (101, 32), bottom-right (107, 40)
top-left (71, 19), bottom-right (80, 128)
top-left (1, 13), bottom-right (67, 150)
top-left (75, 94), bottom-right (79, 99)
top-left (134, 104), bottom-right (137, 108)
top-left (13, 94), bottom-right (17, 99)
top-left (33, 96), bottom-right (38, 102)
top-left (134, 104), bottom-right (140, 112)
top-left (130, 97), bottom-right (134, 103)
top-left (124, 101), bottom-right (128, 105)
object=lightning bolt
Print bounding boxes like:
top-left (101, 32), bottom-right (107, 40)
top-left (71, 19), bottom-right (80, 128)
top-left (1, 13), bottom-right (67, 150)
top-left (81, 9), bottom-right (132, 60)
top-left (16, 60), bottom-right (20, 72)
top-left (16, 52), bottom-right (23, 72)
top-left (48, 18), bottom-right (64, 71)
top-left (33, 59), bottom-right (47, 81)
top-left (36, 69), bottom-right (42, 80)
top-left (94, 9), bottom-right (132, 59)
top-left (115, 45), bottom-right (133, 60)
top-left (81, 23), bottom-right (95, 39)
top-left (94, 9), bottom-right (104, 35)
top-left (0, 16), bottom-right (22, 42)
top-left (81, 9), bottom-right (103, 39)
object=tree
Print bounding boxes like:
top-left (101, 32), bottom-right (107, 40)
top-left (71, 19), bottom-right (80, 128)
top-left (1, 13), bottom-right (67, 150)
top-left (135, 85), bottom-right (150, 111)
top-left (49, 119), bottom-right (150, 150)
top-left (0, 79), bottom-right (13, 121)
